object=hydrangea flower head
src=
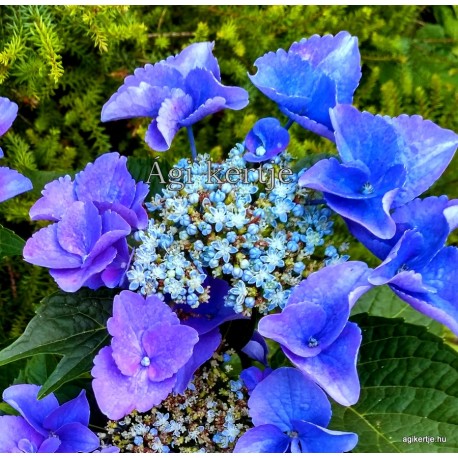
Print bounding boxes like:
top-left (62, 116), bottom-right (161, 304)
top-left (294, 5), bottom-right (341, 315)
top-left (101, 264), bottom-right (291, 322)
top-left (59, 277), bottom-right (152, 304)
top-left (299, 105), bottom-right (458, 239)
top-left (0, 97), bottom-right (33, 202)
top-left (24, 152), bottom-right (149, 292)
top-left (92, 291), bottom-right (199, 420)
top-left (351, 196), bottom-right (458, 335)
top-left (30, 152), bottom-right (149, 230)
top-left (243, 117), bottom-right (290, 162)
top-left (249, 32), bottom-right (361, 141)
top-left (0, 384), bottom-right (99, 452)
top-left (258, 261), bottom-right (372, 405)
top-left (234, 368), bottom-right (358, 453)
top-left (101, 42), bottom-right (249, 151)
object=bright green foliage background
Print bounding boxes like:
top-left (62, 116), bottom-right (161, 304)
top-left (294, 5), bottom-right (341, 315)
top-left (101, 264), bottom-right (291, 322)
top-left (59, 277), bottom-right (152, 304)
top-left (0, 6), bottom-right (457, 448)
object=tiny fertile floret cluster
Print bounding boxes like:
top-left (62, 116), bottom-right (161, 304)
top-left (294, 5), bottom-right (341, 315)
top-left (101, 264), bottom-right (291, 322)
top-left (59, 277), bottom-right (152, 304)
top-left (127, 146), bottom-right (348, 314)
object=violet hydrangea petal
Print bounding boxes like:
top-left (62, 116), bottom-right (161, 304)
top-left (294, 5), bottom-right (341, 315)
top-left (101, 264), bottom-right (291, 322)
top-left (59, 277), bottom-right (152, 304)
top-left (2, 384), bottom-right (59, 437)
top-left (248, 367), bottom-right (331, 431)
top-left (241, 331), bottom-right (269, 366)
top-left (37, 437), bottom-right (61, 453)
top-left (91, 346), bottom-right (176, 420)
top-left (258, 301), bottom-right (328, 357)
top-left (293, 420), bottom-right (358, 453)
top-left (29, 175), bottom-right (76, 221)
top-left (142, 323), bottom-right (199, 382)
top-left (285, 321), bottom-right (362, 406)
top-left (0, 416), bottom-right (45, 453)
top-left (101, 65), bottom-right (184, 122)
top-left (240, 366), bottom-right (273, 395)
top-left (0, 96), bottom-right (18, 136)
top-left (0, 166), bottom-right (33, 203)
top-left (233, 424), bottom-right (290, 453)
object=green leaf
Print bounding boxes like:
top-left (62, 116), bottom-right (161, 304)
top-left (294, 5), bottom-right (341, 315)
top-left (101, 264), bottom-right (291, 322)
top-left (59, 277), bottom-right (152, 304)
top-left (352, 285), bottom-right (444, 337)
top-left (330, 315), bottom-right (458, 452)
top-left (0, 224), bottom-right (25, 257)
top-left (0, 288), bottom-right (116, 398)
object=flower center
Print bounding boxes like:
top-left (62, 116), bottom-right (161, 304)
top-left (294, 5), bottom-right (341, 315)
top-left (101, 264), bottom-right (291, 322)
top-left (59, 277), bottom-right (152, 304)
top-left (361, 182), bottom-right (374, 195)
top-left (141, 356), bottom-right (151, 367)
top-left (396, 263), bottom-right (410, 274)
top-left (255, 145), bottom-right (266, 157)
top-left (308, 336), bottom-right (319, 348)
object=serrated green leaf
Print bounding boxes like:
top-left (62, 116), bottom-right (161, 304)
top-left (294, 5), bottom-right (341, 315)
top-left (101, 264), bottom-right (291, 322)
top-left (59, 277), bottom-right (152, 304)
top-left (0, 224), bottom-right (25, 257)
top-left (352, 285), bottom-right (444, 336)
top-left (0, 288), bottom-right (116, 398)
top-left (329, 315), bottom-right (458, 452)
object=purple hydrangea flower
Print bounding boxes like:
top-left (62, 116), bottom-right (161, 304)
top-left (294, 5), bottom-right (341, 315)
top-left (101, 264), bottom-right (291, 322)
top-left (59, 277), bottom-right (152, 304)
top-left (101, 42), bottom-right (249, 151)
top-left (249, 32), bottom-right (361, 141)
top-left (299, 105), bottom-right (458, 239)
top-left (29, 152), bottom-right (149, 230)
top-left (0, 384), bottom-right (99, 453)
top-left (243, 117), bottom-right (290, 162)
top-left (92, 291), bottom-right (199, 420)
top-left (258, 262), bottom-right (372, 406)
top-left (240, 366), bottom-right (273, 395)
top-left (234, 368), bottom-right (358, 453)
top-left (350, 196), bottom-right (458, 335)
top-left (0, 97), bottom-right (33, 202)
top-left (24, 152), bottom-right (148, 292)
top-left (24, 201), bottom-right (131, 292)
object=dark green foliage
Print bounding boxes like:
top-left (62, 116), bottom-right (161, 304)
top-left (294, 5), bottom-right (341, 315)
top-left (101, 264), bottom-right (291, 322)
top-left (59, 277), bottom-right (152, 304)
top-left (0, 288), bottom-right (116, 398)
top-left (330, 315), bottom-right (458, 452)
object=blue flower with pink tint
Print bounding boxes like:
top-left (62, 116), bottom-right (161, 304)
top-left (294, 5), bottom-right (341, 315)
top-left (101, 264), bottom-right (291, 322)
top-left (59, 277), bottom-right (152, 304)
top-left (234, 368), bottom-right (358, 453)
top-left (243, 117), bottom-right (290, 162)
top-left (0, 384), bottom-right (99, 453)
top-left (101, 42), bottom-right (249, 152)
top-left (299, 105), bottom-right (458, 239)
top-left (92, 291), bottom-right (199, 420)
top-left (258, 261), bottom-right (372, 406)
top-left (0, 97), bottom-right (32, 203)
top-left (249, 32), bottom-right (361, 141)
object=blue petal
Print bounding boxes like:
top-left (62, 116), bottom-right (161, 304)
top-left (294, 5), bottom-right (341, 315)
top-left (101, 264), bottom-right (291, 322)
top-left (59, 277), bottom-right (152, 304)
top-left (2, 384), bottom-right (59, 437)
top-left (0, 416), bottom-right (45, 452)
top-left (330, 105), bottom-right (406, 181)
top-left (390, 114), bottom-right (458, 207)
top-left (244, 117), bottom-right (290, 163)
top-left (54, 422), bottom-right (100, 452)
top-left (289, 31), bottom-right (361, 105)
top-left (284, 322), bottom-right (362, 406)
top-left (293, 420), bottom-right (358, 452)
top-left (43, 390), bottom-right (90, 431)
top-left (241, 331), bottom-right (269, 366)
top-left (233, 425), bottom-right (290, 453)
top-left (240, 366), bottom-right (273, 395)
top-left (248, 367), bottom-right (331, 430)
top-left (393, 246), bottom-right (458, 335)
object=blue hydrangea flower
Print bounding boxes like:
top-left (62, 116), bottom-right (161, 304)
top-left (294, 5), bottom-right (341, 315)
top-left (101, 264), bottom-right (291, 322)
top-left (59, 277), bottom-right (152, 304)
top-left (0, 384), bottom-right (99, 452)
top-left (234, 368), bottom-right (358, 453)
top-left (249, 32), bottom-right (361, 141)
top-left (258, 262), bottom-right (372, 405)
top-left (299, 105), bottom-right (458, 239)
top-left (350, 196), bottom-right (458, 335)
top-left (92, 291), bottom-right (199, 420)
top-left (101, 42), bottom-right (249, 151)
top-left (243, 117), bottom-right (290, 162)
top-left (0, 97), bottom-right (33, 202)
